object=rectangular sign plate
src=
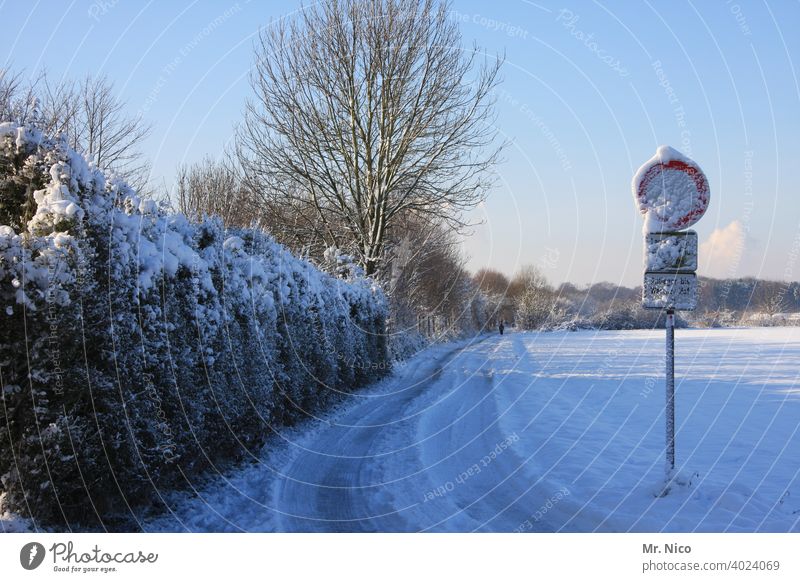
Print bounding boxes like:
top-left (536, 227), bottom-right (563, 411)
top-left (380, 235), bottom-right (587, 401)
top-left (642, 272), bottom-right (698, 310)
top-left (645, 231), bottom-right (697, 273)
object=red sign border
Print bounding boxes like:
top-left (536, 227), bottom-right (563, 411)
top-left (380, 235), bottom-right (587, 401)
top-left (636, 159), bottom-right (709, 230)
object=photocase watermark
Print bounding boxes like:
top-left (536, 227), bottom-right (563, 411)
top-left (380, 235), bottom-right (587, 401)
top-left (335, 350), bottom-right (405, 372)
top-left (599, 333), bottom-right (626, 372)
top-left (726, 0), bottom-right (752, 37)
top-left (423, 433), bottom-right (519, 502)
top-left (20, 541), bottom-right (159, 573)
top-left (450, 10), bottom-right (530, 39)
top-left (139, 2), bottom-right (244, 115)
top-left (495, 88), bottom-right (573, 172)
top-left (769, 215), bottom-right (800, 314)
top-left (514, 486), bottom-right (570, 532)
top-left (652, 60), bottom-right (692, 156)
top-left (640, 374), bottom-right (659, 399)
top-left (783, 226), bottom-right (800, 282)
top-left (716, 150), bottom-right (755, 301)
top-left (556, 9), bottom-right (629, 77)
top-left (87, 0), bottom-right (120, 22)
top-left (321, 321), bottom-right (406, 373)
top-left (20, 542), bottom-right (46, 570)
top-left (19, 540), bottom-right (159, 574)
top-left (142, 371), bottom-right (178, 463)
top-left (539, 246), bottom-right (560, 270)
top-left (44, 256), bottom-right (66, 397)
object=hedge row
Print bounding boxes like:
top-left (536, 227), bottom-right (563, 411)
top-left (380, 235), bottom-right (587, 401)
top-left (0, 122), bottom-right (388, 529)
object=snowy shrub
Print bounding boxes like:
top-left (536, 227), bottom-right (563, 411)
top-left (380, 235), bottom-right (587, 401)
top-left (0, 122), bottom-right (388, 528)
top-left (541, 300), bottom-right (687, 331)
top-left (388, 330), bottom-right (428, 363)
top-left (690, 308), bottom-right (738, 328)
top-left (543, 317), bottom-right (595, 332)
top-left (588, 300), bottom-right (687, 330)
top-left (516, 289), bottom-right (567, 330)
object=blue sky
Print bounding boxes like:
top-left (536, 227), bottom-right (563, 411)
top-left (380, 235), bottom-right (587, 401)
top-left (2, 0), bottom-right (799, 286)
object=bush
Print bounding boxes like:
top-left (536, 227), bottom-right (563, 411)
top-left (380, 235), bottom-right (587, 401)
top-left (0, 122), bottom-right (388, 529)
top-left (542, 300), bottom-right (687, 331)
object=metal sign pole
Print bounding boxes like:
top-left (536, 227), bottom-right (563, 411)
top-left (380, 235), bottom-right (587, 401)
top-left (634, 146), bottom-right (710, 487)
top-left (665, 309), bottom-right (675, 474)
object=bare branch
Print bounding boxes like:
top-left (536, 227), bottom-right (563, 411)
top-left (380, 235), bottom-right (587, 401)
top-left (237, 0), bottom-right (504, 276)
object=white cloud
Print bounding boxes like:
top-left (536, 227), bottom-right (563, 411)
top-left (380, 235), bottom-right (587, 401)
top-left (699, 220), bottom-right (755, 278)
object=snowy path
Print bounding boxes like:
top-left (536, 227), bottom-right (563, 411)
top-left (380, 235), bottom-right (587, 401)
top-left (272, 334), bottom-right (546, 532)
top-left (146, 328), bottom-right (800, 532)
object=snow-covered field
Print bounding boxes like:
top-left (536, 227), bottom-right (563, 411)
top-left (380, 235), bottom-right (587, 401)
top-left (137, 327), bottom-right (800, 532)
top-left (3, 326), bottom-right (792, 533)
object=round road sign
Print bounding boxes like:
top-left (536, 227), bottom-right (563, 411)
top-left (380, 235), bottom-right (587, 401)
top-left (633, 146), bottom-right (709, 232)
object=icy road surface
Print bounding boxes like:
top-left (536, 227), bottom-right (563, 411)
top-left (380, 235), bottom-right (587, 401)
top-left (146, 328), bottom-right (800, 532)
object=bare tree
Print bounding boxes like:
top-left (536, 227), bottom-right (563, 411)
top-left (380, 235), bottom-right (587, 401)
top-left (176, 156), bottom-right (257, 227)
top-left (513, 265), bottom-right (555, 329)
top-left (473, 267), bottom-right (514, 323)
top-left (238, 0), bottom-right (503, 276)
top-left (0, 69), bottom-right (36, 124)
top-left (36, 74), bottom-right (80, 140)
top-left (73, 75), bottom-right (152, 190)
top-left (387, 214), bottom-right (464, 320)
top-left (0, 68), bottom-right (151, 191)
top-left (474, 268), bottom-right (510, 297)
top-left (754, 281), bottom-right (787, 320)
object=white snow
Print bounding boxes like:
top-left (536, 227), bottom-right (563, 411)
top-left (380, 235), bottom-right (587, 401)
top-left (133, 328), bottom-right (800, 533)
top-left (0, 493), bottom-right (32, 532)
top-left (632, 146), bottom-right (692, 203)
top-left (0, 121), bottom-right (391, 531)
top-left (647, 238), bottom-right (681, 271)
top-left (489, 328), bottom-right (800, 532)
top-left (633, 145), bottom-right (709, 233)
top-left (645, 232), bottom-right (697, 272)
top-left (0, 122), bottom-right (16, 137)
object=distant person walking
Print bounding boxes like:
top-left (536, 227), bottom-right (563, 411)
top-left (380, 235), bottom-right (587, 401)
top-left (499, 320), bottom-right (505, 335)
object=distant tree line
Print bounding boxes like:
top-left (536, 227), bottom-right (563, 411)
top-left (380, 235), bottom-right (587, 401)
top-left (473, 269), bottom-right (800, 331)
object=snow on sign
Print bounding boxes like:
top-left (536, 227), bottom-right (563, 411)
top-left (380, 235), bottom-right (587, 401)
top-left (642, 273), bottom-right (698, 310)
top-left (645, 231), bottom-right (697, 273)
top-left (634, 145), bottom-right (709, 311)
top-left (633, 145), bottom-right (709, 233)
top-left (632, 146), bottom-right (709, 477)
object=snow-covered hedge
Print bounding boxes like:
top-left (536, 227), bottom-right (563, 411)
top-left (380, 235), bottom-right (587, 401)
top-left (0, 122), bottom-right (388, 528)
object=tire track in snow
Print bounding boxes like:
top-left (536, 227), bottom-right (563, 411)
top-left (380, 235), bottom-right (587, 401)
top-left (273, 332), bottom-right (553, 532)
top-left (272, 337), bottom-right (492, 532)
